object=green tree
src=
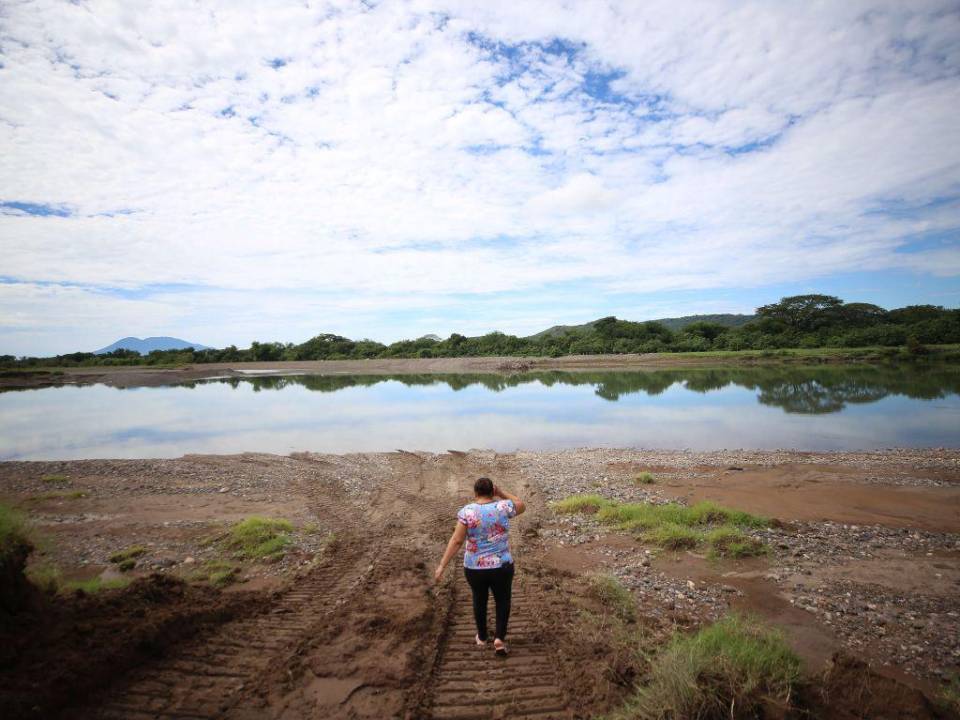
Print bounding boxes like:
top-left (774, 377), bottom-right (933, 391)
top-left (756, 294), bottom-right (844, 330)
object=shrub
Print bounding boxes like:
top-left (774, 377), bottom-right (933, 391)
top-left (224, 517), bottom-right (293, 559)
top-left (612, 614), bottom-right (801, 719)
top-left (635, 472), bottom-right (655, 485)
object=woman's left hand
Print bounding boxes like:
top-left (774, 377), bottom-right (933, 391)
top-left (434, 565), bottom-right (445, 583)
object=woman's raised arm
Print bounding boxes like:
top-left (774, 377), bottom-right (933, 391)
top-left (493, 484), bottom-right (526, 515)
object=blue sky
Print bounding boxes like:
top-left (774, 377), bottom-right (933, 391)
top-left (1, 1), bottom-right (959, 356)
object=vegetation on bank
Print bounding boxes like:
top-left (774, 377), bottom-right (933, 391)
top-left (554, 496), bottom-right (769, 558)
top-left (610, 614), bottom-right (802, 720)
top-left (3, 295), bottom-right (959, 367)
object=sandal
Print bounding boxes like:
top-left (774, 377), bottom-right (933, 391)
top-left (475, 634), bottom-right (488, 647)
top-left (493, 639), bottom-right (508, 656)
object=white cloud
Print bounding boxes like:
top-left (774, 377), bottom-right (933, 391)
top-left (0, 0), bottom-right (958, 354)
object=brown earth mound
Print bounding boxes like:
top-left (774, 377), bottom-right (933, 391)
top-left (0, 575), bottom-right (261, 720)
top-left (800, 653), bottom-right (957, 720)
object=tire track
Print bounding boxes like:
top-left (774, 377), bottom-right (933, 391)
top-left (425, 452), bottom-right (572, 720)
top-left (92, 547), bottom-right (376, 720)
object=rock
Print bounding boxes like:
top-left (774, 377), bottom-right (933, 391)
top-left (183, 556), bottom-right (196, 565)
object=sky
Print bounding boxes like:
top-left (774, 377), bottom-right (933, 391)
top-left (1, 0), bottom-right (959, 356)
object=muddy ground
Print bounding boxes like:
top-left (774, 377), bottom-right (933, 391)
top-left (1, 449), bottom-right (958, 719)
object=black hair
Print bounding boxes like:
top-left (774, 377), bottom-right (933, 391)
top-left (474, 477), bottom-right (494, 497)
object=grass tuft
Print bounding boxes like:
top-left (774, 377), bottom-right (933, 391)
top-left (32, 490), bottom-right (88, 501)
top-left (553, 494), bottom-right (615, 515)
top-left (705, 527), bottom-right (768, 559)
top-left (109, 545), bottom-right (147, 564)
top-left (635, 471), bottom-right (656, 485)
top-left (586, 573), bottom-right (636, 623)
top-left (642, 523), bottom-right (702, 550)
top-left (939, 675), bottom-right (960, 715)
top-left (612, 614), bottom-right (801, 720)
top-left (26, 562), bottom-right (62, 594)
top-left (224, 517), bottom-right (293, 560)
top-left (41, 474), bottom-right (70, 484)
top-left (203, 560), bottom-right (241, 587)
top-left (557, 495), bottom-right (769, 555)
top-left (0, 503), bottom-right (34, 561)
top-left (65, 576), bottom-right (132, 594)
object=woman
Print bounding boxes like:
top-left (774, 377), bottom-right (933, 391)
top-left (434, 477), bottom-right (526, 656)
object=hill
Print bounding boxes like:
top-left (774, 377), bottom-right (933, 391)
top-left (94, 336), bottom-right (211, 355)
top-left (528, 313), bottom-right (755, 339)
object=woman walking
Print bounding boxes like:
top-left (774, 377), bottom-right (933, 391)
top-left (434, 477), bottom-right (526, 656)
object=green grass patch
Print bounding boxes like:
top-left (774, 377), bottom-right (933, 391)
top-left (642, 523), bottom-right (702, 550)
top-left (224, 516), bottom-right (293, 560)
top-left (556, 495), bottom-right (769, 555)
top-left (201, 560), bottom-right (241, 587)
top-left (26, 562), bottom-right (62, 594)
top-left (553, 494), bottom-right (616, 515)
top-left (41, 474), bottom-right (70, 484)
top-left (108, 545), bottom-right (147, 564)
top-left (0, 503), bottom-right (33, 561)
top-left (635, 471), bottom-right (655, 485)
top-left (32, 489), bottom-right (88, 501)
top-left (586, 573), bottom-right (636, 623)
top-left (939, 675), bottom-right (960, 715)
top-left (611, 614), bottom-right (801, 720)
top-left (64, 576), bottom-right (131, 594)
top-left (705, 527), bottom-right (768, 559)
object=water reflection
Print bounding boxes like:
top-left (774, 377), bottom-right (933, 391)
top-left (0, 366), bottom-right (957, 459)
top-left (195, 366), bottom-right (960, 415)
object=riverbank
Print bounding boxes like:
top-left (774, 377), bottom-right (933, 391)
top-left (2, 345), bottom-right (958, 391)
top-left (1, 448), bottom-right (958, 718)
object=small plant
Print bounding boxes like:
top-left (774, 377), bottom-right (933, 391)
top-left (939, 674), bottom-right (960, 715)
top-left (1, 503), bottom-right (33, 561)
top-left (27, 561), bottom-right (62, 594)
top-left (224, 517), bottom-right (293, 560)
top-left (635, 471), bottom-right (655, 485)
top-left (553, 494), bottom-right (615, 515)
top-left (109, 545), bottom-right (147, 564)
top-left (706, 527), bottom-right (767, 559)
top-left (611, 614), bottom-right (801, 719)
top-left (117, 558), bottom-right (137, 572)
top-left (65, 576), bottom-right (131, 594)
top-left (202, 560), bottom-right (241, 587)
top-left (586, 574), bottom-right (636, 623)
top-left (41, 474), bottom-right (70, 484)
top-left (643, 523), bottom-right (701, 550)
top-left (33, 490), bottom-right (88, 501)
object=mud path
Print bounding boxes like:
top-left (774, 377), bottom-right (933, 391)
top-left (422, 453), bottom-right (572, 720)
top-left (90, 544), bottom-right (375, 720)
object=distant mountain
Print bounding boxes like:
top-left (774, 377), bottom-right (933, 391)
top-left (528, 313), bottom-right (755, 339)
top-left (94, 336), bottom-right (211, 355)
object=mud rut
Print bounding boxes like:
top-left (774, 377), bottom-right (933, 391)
top-left (87, 453), bottom-right (573, 720)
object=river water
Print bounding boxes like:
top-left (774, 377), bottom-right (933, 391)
top-left (1, 366), bottom-right (958, 459)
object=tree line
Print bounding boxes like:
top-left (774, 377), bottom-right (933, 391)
top-left (3, 294), bottom-right (959, 367)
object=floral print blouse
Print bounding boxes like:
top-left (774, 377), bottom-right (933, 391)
top-left (457, 499), bottom-right (517, 569)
